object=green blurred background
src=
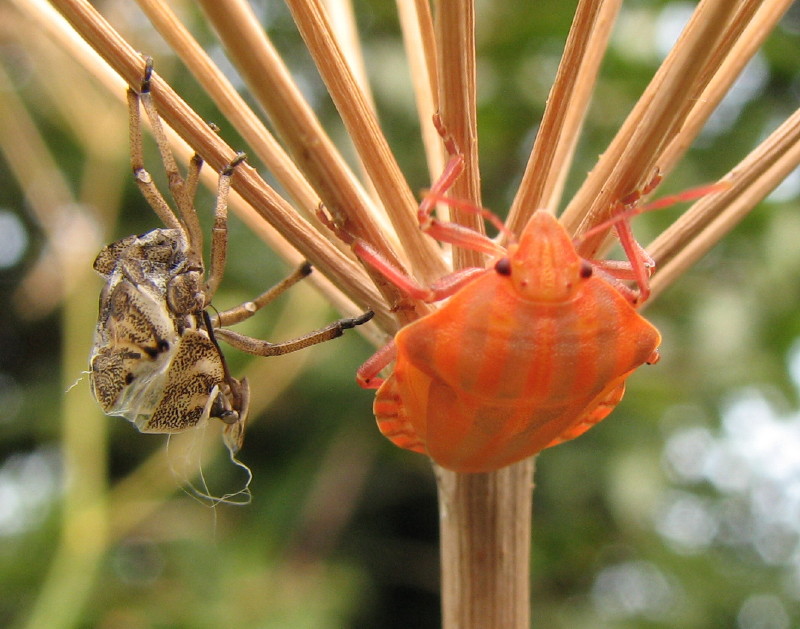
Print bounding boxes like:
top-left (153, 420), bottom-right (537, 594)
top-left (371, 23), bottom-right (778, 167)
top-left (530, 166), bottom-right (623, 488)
top-left (1, 0), bottom-right (799, 627)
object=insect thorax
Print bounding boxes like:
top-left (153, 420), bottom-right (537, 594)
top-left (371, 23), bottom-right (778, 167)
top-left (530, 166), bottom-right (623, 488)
top-left (89, 228), bottom-right (235, 436)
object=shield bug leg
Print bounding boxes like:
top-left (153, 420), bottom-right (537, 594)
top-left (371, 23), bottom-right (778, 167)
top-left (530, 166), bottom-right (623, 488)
top-left (137, 58), bottom-right (204, 251)
top-left (415, 114), bottom-right (509, 257)
top-left (213, 261), bottom-right (313, 328)
top-left (127, 76), bottom-right (183, 233)
top-left (579, 174), bottom-right (728, 304)
top-left (317, 205), bottom-right (484, 302)
top-left (213, 310), bottom-right (374, 357)
top-left (209, 258), bottom-right (374, 357)
top-left (207, 152), bottom-right (247, 301)
top-left (356, 340), bottom-right (398, 389)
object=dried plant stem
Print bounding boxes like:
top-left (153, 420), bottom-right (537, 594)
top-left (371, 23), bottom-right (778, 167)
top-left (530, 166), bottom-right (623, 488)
top-left (133, 0), bottom-right (326, 226)
top-left (195, 0), bottom-right (393, 255)
top-left (398, 0), bottom-right (444, 183)
top-left (561, 0), bottom-right (743, 251)
top-left (650, 107), bottom-right (800, 298)
top-left (508, 0), bottom-right (622, 234)
top-left (437, 461), bottom-right (534, 629)
top-left (434, 0), bottom-right (483, 271)
top-left (283, 0), bottom-right (447, 285)
top-left (658, 0), bottom-right (795, 174)
top-left (323, 0), bottom-right (376, 113)
top-left (47, 0), bottom-right (388, 321)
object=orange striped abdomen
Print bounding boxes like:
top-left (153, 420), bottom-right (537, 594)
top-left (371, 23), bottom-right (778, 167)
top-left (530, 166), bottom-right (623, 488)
top-left (374, 269), bottom-right (660, 472)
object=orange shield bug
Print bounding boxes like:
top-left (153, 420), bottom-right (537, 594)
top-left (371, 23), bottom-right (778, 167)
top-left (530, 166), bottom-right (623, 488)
top-left (319, 117), bottom-right (721, 473)
top-left (358, 209), bottom-right (660, 472)
top-left (90, 58), bottom-right (373, 455)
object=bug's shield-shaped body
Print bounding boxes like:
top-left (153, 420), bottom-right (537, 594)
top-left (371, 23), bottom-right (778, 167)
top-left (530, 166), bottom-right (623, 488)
top-left (89, 229), bottom-right (247, 452)
top-left (374, 211), bottom-right (661, 473)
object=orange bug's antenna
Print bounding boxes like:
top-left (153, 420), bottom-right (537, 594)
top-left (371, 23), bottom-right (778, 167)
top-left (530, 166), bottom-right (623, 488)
top-left (422, 190), bottom-right (517, 244)
top-left (579, 180), bottom-right (732, 242)
top-left (576, 178), bottom-right (732, 304)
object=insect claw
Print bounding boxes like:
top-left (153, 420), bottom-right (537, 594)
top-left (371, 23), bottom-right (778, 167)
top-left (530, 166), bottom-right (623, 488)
top-left (299, 260), bottom-right (313, 277)
top-left (316, 203), bottom-right (357, 245)
top-left (223, 152), bottom-right (247, 175)
top-left (346, 310), bottom-right (375, 328)
top-left (141, 56), bottom-right (154, 93)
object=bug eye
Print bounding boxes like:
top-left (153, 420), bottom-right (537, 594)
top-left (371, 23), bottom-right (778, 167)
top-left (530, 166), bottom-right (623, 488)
top-left (125, 373), bottom-right (135, 384)
top-left (495, 257), bottom-right (512, 276)
top-left (579, 261), bottom-right (593, 278)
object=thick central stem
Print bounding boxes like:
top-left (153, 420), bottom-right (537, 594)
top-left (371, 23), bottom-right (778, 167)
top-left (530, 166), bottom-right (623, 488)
top-left (436, 458), bottom-right (535, 628)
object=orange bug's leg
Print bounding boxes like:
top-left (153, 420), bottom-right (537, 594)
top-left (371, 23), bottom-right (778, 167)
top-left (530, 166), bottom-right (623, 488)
top-left (357, 340), bottom-right (397, 389)
top-left (317, 204), bottom-right (483, 302)
top-left (350, 236), bottom-right (485, 301)
top-left (421, 192), bottom-right (510, 257)
top-left (418, 113), bottom-right (466, 228)
top-left (415, 115), bottom-right (508, 258)
top-left (613, 215), bottom-right (655, 304)
top-left (590, 263), bottom-right (640, 304)
top-left (581, 178), bottom-right (731, 303)
top-left (419, 212), bottom-right (506, 257)
top-left (316, 203), bottom-right (357, 246)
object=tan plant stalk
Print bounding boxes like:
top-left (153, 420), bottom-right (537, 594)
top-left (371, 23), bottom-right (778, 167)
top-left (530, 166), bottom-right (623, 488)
top-left (650, 107), bottom-right (800, 298)
top-left (657, 0), bottom-right (791, 174)
top-left (562, 0), bottom-right (745, 249)
top-left (193, 0), bottom-right (401, 262)
top-left (508, 0), bottom-right (622, 233)
top-left (282, 0), bottom-right (447, 283)
top-left (434, 0), bottom-right (483, 271)
top-left (132, 0), bottom-right (331, 225)
top-left (46, 0), bottom-right (390, 325)
top-left (397, 0), bottom-right (444, 183)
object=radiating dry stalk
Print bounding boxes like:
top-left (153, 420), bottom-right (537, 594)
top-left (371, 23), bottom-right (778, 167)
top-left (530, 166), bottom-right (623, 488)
top-left (46, 0), bottom-right (398, 325)
top-left (656, 0), bottom-right (789, 175)
top-left (194, 0), bottom-right (402, 262)
top-left (31, 0), bottom-right (800, 627)
top-left (562, 0), bottom-right (747, 250)
top-left (508, 0), bottom-right (622, 233)
top-left (650, 106), bottom-right (800, 298)
top-left (282, 0), bottom-right (446, 282)
top-left (397, 0), bottom-right (444, 183)
top-left (434, 0), bottom-right (483, 272)
top-left (132, 0), bottom-right (328, 225)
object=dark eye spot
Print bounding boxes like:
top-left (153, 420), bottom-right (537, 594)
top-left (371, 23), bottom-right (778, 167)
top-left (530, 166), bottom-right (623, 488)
top-left (125, 373), bottom-right (135, 384)
top-left (580, 261), bottom-right (593, 278)
top-left (143, 346), bottom-right (159, 358)
top-left (495, 257), bottom-right (512, 276)
top-left (157, 339), bottom-right (170, 352)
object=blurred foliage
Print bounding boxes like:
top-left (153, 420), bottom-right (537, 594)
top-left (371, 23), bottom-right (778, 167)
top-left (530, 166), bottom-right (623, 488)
top-left (1, 0), bottom-right (799, 628)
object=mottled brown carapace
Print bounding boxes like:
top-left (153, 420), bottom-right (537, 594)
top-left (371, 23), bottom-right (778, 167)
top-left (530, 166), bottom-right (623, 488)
top-left (89, 58), bottom-right (373, 456)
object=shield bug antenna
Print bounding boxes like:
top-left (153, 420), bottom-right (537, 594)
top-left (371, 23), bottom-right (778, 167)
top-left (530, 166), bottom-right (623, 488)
top-left (89, 57), bottom-right (373, 467)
